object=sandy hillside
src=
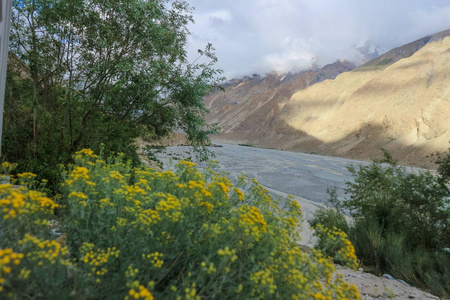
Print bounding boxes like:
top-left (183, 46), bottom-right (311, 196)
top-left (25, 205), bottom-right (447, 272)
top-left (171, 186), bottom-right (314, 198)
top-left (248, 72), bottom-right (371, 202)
top-left (277, 36), bottom-right (450, 166)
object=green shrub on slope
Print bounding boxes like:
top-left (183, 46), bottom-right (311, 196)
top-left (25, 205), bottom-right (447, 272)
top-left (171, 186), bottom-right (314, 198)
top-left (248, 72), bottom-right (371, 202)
top-left (311, 150), bottom-right (450, 297)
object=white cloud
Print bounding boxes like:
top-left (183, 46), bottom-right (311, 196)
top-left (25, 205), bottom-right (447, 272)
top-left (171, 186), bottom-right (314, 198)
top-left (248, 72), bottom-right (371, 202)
top-left (208, 10), bottom-right (232, 21)
top-left (186, 0), bottom-right (450, 79)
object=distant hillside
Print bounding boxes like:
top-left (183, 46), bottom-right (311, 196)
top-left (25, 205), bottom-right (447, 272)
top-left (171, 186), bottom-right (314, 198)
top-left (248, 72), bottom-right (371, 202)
top-left (206, 30), bottom-right (450, 167)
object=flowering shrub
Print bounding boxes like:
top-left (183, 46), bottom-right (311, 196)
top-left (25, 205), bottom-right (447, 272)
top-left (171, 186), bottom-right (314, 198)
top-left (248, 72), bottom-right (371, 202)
top-left (0, 149), bottom-right (360, 299)
top-left (312, 224), bottom-right (358, 270)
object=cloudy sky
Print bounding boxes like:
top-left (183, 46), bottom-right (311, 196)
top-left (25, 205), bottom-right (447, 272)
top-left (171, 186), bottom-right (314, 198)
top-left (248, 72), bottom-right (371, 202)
top-left (185, 0), bottom-right (450, 79)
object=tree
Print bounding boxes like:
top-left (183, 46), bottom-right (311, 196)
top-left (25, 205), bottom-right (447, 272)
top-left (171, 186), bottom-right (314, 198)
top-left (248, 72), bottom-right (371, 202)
top-left (4, 0), bottom-right (223, 187)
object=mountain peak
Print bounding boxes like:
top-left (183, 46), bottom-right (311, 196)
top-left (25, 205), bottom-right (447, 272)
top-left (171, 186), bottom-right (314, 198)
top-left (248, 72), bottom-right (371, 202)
top-left (356, 29), bottom-right (450, 71)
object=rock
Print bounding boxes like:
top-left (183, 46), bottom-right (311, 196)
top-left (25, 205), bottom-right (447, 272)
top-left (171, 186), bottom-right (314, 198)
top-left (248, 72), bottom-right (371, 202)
top-left (383, 273), bottom-right (395, 280)
top-left (397, 279), bottom-right (411, 287)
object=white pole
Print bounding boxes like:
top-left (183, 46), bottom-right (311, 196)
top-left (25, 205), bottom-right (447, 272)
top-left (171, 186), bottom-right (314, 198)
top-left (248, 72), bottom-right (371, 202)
top-left (0, 0), bottom-right (12, 157)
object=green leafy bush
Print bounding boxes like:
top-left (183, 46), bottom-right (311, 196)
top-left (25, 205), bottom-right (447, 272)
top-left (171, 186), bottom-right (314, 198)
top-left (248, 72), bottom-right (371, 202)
top-left (345, 152), bottom-right (450, 252)
top-left (309, 208), bottom-right (349, 235)
top-left (312, 150), bottom-right (450, 297)
top-left (309, 187), bottom-right (350, 235)
top-left (436, 150), bottom-right (450, 184)
top-left (309, 186), bottom-right (356, 269)
top-left (0, 150), bottom-right (360, 299)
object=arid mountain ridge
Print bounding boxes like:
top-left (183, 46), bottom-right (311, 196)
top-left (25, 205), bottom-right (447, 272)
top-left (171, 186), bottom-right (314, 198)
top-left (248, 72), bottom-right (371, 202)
top-left (205, 30), bottom-right (450, 168)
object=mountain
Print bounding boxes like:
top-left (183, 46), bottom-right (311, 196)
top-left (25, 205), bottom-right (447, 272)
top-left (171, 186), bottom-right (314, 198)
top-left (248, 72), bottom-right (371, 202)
top-left (205, 30), bottom-right (450, 167)
top-left (205, 60), bottom-right (355, 134)
top-left (355, 40), bottom-right (387, 64)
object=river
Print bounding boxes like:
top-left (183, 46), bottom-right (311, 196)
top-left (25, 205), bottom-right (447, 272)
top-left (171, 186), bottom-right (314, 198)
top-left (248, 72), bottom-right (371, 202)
top-left (153, 143), bottom-right (378, 205)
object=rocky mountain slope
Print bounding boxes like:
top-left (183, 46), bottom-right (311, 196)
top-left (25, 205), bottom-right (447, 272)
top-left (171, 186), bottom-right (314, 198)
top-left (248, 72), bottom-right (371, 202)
top-left (205, 60), bottom-right (355, 135)
top-left (205, 30), bottom-right (450, 167)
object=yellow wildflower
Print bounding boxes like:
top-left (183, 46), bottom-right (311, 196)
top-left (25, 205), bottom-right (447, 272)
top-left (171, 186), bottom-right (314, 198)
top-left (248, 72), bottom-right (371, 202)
top-left (199, 201), bottom-right (214, 213)
top-left (75, 148), bottom-right (98, 158)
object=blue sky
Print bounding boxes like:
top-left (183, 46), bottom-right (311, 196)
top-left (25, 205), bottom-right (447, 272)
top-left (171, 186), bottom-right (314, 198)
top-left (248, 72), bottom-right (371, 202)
top-left (185, 0), bottom-right (450, 79)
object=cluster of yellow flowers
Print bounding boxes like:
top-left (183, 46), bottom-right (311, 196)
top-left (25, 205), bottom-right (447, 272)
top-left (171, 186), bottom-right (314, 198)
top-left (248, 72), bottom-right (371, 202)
top-left (0, 188), bottom-right (25, 219)
top-left (215, 182), bottom-right (229, 196)
top-left (0, 162), bottom-right (17, 175)
top-left (109, 170), bottom-right (124, 181)
top-left (198, 201), bottom-right (214, 213)
top-left (217, 247), bottom-right (238, 262)
top-left (80, 243), bottom-right (120, 282)
top-left (0, 184), bottom-right (58, 220)
top-left (337, 239), bottom-right (358, 270)
top-left (250, 269), bottom-right (277, 296)
top-left (75, 148), bottom-right (98, 158)
top-left (142, 252), bottom-right (164, 268)
top-left (99, 197), bottom-right (115, 208)
top-left (0, 150), bottom-right (361, 299)
top-left (64, 166), bottom-right (96, 188)
top-left (239, 205), bottom-right (268, 240)
top-left (127, 285), bottom-right (154, 300)
top-left (183, 284), bottom-right (200, 300)
top-left (68, 191), bottom-right (89, 207)
top-left (18, 234), bottom-right (70, 267)
top-left (200, 261), bottom-right (217, 274)
top-left (234, 187), bottom-right (244, 201)
top-left (17, 172), bottom-right (37, 186)
top-left (0, 249), bottom-right (24, 291)
top-left (314, 224), bottom-right (358, 270)
top-left (71, 167), bottom-right (90, 181)
top-left (132, 208), bottom-right (161, 228)
top-left (187, 180), bottom-right (211, 197)
top-left (155, 194), bottom-right (182, 222)
top-left (124, 266), bottom-right (155, 300)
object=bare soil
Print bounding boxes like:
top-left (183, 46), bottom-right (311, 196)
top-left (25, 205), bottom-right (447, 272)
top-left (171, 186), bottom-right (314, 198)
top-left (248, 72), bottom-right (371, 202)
top-left (334, 266), bottom-right (442, 300)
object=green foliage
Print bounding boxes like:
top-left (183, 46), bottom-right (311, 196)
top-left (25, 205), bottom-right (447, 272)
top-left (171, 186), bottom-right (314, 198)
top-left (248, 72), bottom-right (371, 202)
top-left (314, 150), bottom-right (450, 296)
top-left (0, 150), bottom-right (361, 299)
top-left (311, 224), bottom-right (358, 270)
top-left (349, 217), bottom-right (450, 295)
top-left (345, 151), bottom-right (450, 251)
top-left (4, 0), bottom-right (223, 191)
top-left (436, 149), bottom-right (450, 185)
top-left (309, 207), bottom-right (349, 234)
top-left (309, 186), bottom-right (349, 233)
top-left (310, 186), bottom-right (355, 268)
top-left (310, 207), bottom-right (349, 233)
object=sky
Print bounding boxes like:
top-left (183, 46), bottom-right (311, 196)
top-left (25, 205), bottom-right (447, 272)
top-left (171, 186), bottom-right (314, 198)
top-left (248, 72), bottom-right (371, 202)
top-left (185, 0), bottom-right (450, 79)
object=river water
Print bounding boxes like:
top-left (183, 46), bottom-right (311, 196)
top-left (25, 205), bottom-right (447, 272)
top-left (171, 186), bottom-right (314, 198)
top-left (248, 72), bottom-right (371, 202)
top-left (154, 143), bottom-right (376, 205)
